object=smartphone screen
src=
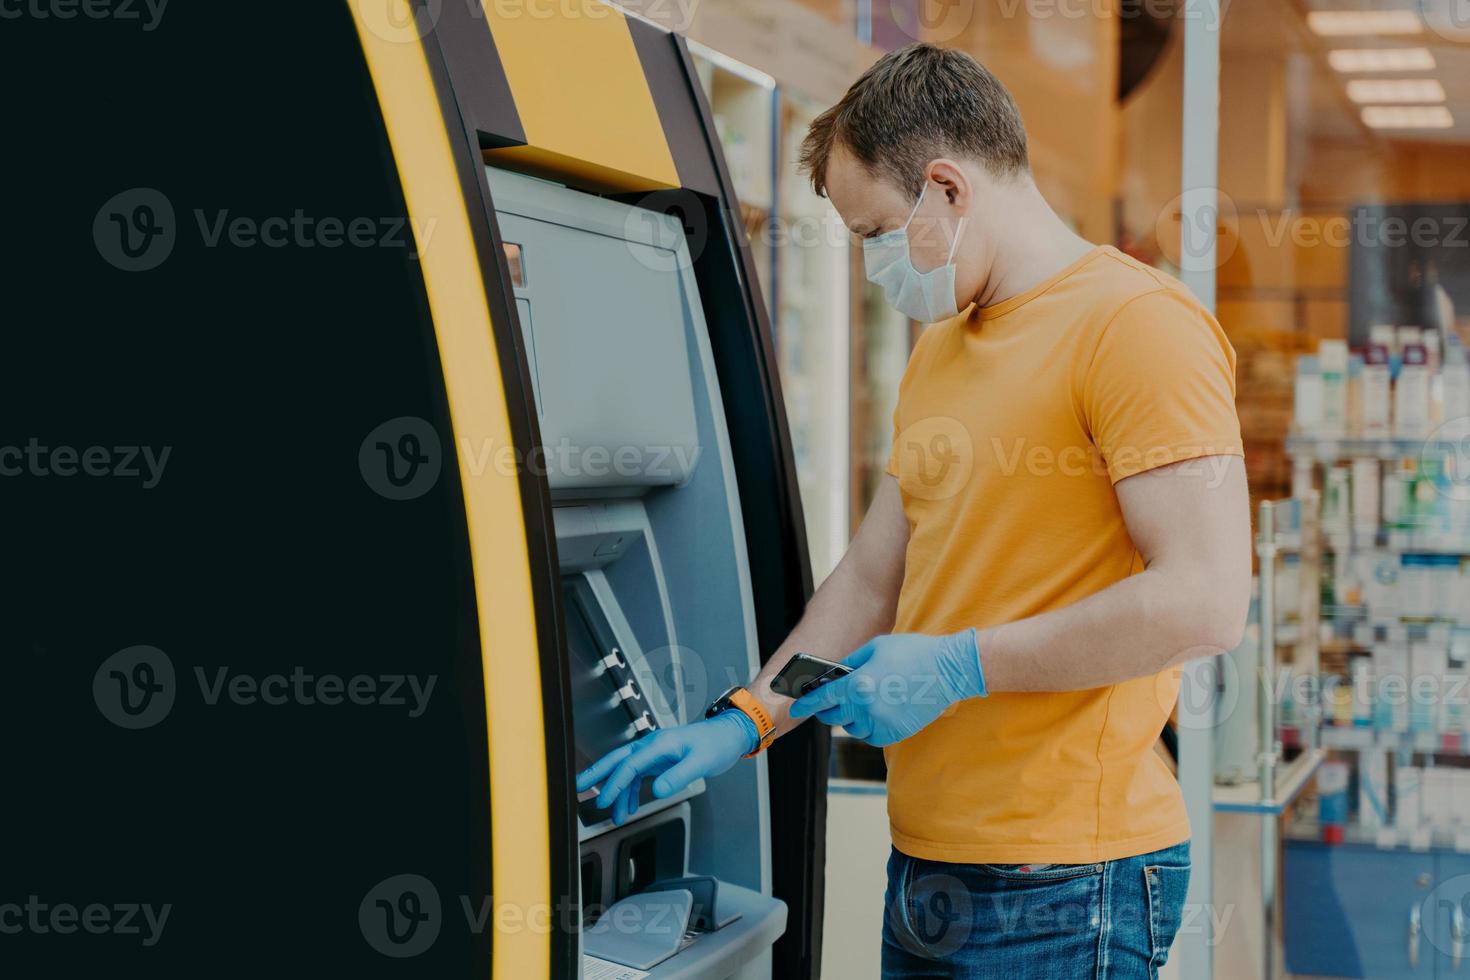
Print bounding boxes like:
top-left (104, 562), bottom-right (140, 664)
top-left (770, 653), bottom-right (852, 699)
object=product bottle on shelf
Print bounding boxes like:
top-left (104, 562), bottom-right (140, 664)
top-left (1395, 334), bottom-right (1431, 440)
top-left (1350, 457), bottom-right (1379, 545)
top-left (1323, 464), bottom-right (1351, 535)
top-left (1320, 339), bottom-right (1349, 438)
top-left (1427, 330), bottom-right (1444, 429)
top-left (1382, 460), bottom-right (1408, 534)
top-left (1318, 760), bottom-right (1350, 843)
top-left (1359, 749), bottom-right (1389, 829)
top-left (1409, 456), bottom-right (1444, 539)
top-left (1396, 325), bottom-right (1421, 380)
top-left (1443, 335), bottom-right (1470, 424)
top-left (1347, 353), bottom-right (1364, 437)
top-left (1363, 330), bottom-right (1393, 438)
top-left (1294, 354), bottom-right (1323, 437)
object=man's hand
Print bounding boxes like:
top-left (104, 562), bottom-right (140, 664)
top-left (574, 711), bottom-right (758, 826)
top-left (787, 630), bottom-right (986, 746)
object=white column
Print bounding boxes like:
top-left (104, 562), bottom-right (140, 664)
top-left (1174, 1), bottom-right (1222, 978)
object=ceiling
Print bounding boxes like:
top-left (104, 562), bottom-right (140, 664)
top-left (1221, 0), bottom-right (1470, 144)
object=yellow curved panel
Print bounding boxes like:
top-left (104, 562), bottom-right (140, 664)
top-left (349, 4), bottom-right (550, 978)
top-left (483, 0), bottom-right (679, 192)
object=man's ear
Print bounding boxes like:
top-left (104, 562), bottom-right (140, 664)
top-left (924, 158), bottom-right (972, 209)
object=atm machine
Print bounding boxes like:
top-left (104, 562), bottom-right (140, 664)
top-left (2, 2), bottom-right (826, 979)
top-left (437, 6), bottom-right (832, 975)
top-left (492, 165), bottom-right (793, 976)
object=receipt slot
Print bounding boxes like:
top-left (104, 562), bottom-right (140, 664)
top-left (6, 3), bottom-right (825, 978)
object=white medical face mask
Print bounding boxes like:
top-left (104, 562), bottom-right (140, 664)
top-left (862, 183), bottom-right (968, 323)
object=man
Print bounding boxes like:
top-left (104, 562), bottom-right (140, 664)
top-left (577, 42), bottom-right (1250, 978)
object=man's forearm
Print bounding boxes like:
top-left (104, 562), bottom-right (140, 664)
top-left (976, 563), bottom-right (1248, 694)
top-left (750, 555), bottom-right (900, 736)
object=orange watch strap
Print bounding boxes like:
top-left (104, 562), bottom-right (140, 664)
top-left (729, 687), bottom-right (776, 758)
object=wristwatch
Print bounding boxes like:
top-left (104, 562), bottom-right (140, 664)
top-left (706, 686), bottom-right (777, 758)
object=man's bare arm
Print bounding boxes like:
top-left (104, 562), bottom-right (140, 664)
top-left (750, 475), bottom-right (909, 735)
top-left (977, 455), bottom-right (1251, 693)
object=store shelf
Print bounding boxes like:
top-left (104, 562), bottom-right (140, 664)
top-left (1317, 619), bottom-right (1458, 646)
top-left (1213, 748), bottom-right (1325, 814)
top-left (1318, 726), bottom-right (1470, 755)
top-left (1285, 435), bottom-right (1460, 461)
top-left (1275, 529), bottom-right (1470, 558)
top-left (1285, 815), bottom-right (1470, 853)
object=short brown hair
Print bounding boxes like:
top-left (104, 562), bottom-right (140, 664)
top-left (799, 43), bottom-right (1029, 200)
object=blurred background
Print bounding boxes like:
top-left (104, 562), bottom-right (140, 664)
top-left (614, 0), bottom-right (1470, 977)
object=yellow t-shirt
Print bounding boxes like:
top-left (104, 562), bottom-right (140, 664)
top-left (883, 245), bottom-right (1242, 864)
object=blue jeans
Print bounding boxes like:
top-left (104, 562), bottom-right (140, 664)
top-left (880, 841), bottom-right (1191, 979)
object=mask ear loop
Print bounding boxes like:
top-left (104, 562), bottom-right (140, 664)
top-left (901, 183), bottom-right (928, 230)
top-left (908, 181), bottom-right (966, 263)
top-left (946, 215), bottom-right (968, 264)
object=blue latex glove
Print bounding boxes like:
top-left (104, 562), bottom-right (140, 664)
top-left (788, 629), bottom-right (986, 746)
top-left (574, 711), bottom-right (759, 826)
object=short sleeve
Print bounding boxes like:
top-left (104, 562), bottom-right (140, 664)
top-left (1082, 288), bottom-right (1243, 484)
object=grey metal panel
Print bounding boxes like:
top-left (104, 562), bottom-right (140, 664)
top-left (489, 167), bottom-right (701, 493)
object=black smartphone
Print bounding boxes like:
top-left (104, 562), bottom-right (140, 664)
top-left (770, 652), bottom-right (852, 699)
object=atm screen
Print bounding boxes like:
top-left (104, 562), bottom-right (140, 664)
top-left (563, 577), bottom-right (655, 822)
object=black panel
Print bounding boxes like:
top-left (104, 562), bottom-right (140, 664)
top-left (626, 19), bottom-right (723, 198)
top-left (0, 4), bottom-right (491, 976)
top-left (432, 0), bottom-right (528, 149)
top-left (615, 820), bottom-right (688, 901)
